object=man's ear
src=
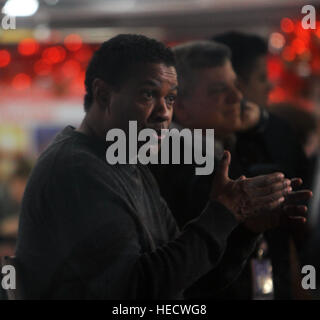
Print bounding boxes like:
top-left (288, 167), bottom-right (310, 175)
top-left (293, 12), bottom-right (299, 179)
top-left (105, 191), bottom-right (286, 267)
top-left (92, 78), bottom-right (112, 112)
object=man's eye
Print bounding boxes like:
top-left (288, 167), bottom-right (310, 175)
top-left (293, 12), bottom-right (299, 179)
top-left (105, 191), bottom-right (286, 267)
top-left (141, 90), bottom-right (154, 100)
top-left (166, 95), bottom-right (176, 105)
top-left (208, 87), bottom-right (226, 94)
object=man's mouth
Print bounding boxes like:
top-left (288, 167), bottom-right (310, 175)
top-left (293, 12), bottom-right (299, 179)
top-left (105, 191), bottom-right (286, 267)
top-left (152, 129), bottom-right (166, 141)
top-left (148, 125), bottom-right (168, 141)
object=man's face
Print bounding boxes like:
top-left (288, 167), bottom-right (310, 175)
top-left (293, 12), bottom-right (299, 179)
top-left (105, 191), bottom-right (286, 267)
top-left (178, 60), bottom-right (243, 136)
top-left (240, 55), bottom-right (272, 107)
top-left (107, 63), bottom-right (178, 142)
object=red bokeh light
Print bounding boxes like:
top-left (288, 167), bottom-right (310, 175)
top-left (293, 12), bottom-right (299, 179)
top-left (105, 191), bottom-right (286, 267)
top-left (267, 57), bottom-right (283, 81)
top-left (42, 46), bottom-right (66, 64)
top-left (34, 59), bottom-right (52, 75)
top-left (18, 38), bottom-right (39, 56)
top-left (291, 38), bottom-right (307, 55)
top-left (64, 34), bottom-right (82, 52)
top-left (269, 87), bottom-right (287, 103)
top-left (62, 59), bottom-right (81, 78)
top-left (0, 50), bottom-right (11, 68)
top-left (282, 46), bottom-right (296, 61)
top-left (12, 73), bottom-right (31, 90)
top-left (281, 18), bottom-right (295, 34)
top-left (74, 45), bottom-right (92, 63)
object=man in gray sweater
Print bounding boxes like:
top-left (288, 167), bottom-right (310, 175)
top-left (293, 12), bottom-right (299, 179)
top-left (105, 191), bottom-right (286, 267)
top-left (14, 34), bottom-right (309, 299)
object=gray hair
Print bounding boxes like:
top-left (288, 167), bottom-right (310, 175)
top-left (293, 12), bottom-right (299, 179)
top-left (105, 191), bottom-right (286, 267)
top-left (173, 40), bottom-right (231, 98)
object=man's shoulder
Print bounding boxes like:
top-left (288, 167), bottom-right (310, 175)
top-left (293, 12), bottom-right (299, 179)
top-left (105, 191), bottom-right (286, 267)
top-left (40, 127), bottom-right (104, 169)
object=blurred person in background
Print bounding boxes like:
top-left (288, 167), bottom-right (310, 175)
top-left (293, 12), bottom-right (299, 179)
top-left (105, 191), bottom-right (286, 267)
top-left (150, 40), bottom-right (311, 300)
top-left (213, 32), bottom-right (314, 296)
top-left (213, 31), bottom-right (309, 184)
top-left (0, 156), bottom-right (32, 256)
top-left (268, 103), bottom-right (319, 160)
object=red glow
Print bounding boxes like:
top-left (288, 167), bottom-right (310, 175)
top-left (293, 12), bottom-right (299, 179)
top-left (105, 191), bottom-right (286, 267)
top-left (12, 73), bottom-right (31, 90)
top-left (281, 18), bottom-right (295, 33)
top-left (282, 46), bottom-right (296, 61)
top-left (62, 59), bottom-right (81, 78)
top-left (0, 50), bottom-right (11, 68)
top-left (267, 58), bottom-right (283, 81)
top-left (34, 59), bottom-right (52, 75)
top-left (18, 38), bottom-right (39, 56)
top-left (295, 24), bottom-right (310, 43)
top-left (74, 45), bottom-right (92, 63)
top-left (292, 38), bottom-right (307, 54)
top-left (269, 87), bottom-right (287, 103)
top-left (42, 46), bottom-right (66, 64)
top-left (71, 71), bottom-right (86, 93)
top-left (64, 34), bottom-right (82, 52)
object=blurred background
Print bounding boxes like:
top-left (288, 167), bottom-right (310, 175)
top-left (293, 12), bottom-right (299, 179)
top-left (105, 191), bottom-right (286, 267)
top-left (1, 0), bottom-right (320, 256)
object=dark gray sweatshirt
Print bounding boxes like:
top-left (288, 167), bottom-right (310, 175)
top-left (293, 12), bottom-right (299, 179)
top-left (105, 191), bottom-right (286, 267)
top-left (15, 126), bottom-right (258, 299)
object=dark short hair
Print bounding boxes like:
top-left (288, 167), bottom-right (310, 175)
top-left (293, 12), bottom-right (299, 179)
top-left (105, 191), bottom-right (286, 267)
top-left (212, 31), bottom-right (268, 81)
top-left (84, 34), bottom-right (176, 111)
top-left (173, 40), bottom-right (231, 98)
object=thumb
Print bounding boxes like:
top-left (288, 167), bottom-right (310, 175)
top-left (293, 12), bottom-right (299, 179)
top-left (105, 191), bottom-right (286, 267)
top-left (216, 150), bottom-right (231, 182)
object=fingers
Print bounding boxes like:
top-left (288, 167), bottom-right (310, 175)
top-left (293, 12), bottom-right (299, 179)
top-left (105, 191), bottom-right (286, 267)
top-left (283, 204), bottom-right (308, 215)
top-left (245, 172), bottom-right (285, 188)
top-left (290, 178), bottom-right (303, 189)
top-left (285, 190), bottom-right (313, 203)
top-left (286, 216), bottom-right (307, 227)
top-left (216, 150), bottom-right (231, 182)
top-left (252, 179), bottom-right (291, 197)
top-left (280, 205), bottom-right (308, 228)
top-left (251, 192), bottom-right (286, 211)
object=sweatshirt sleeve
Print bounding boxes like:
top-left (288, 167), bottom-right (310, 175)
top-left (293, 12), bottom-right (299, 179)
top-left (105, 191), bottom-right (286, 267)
top-left (47, 159), bottom-right (238, 300)
top-left (184, 224), bottom-right (261, 299)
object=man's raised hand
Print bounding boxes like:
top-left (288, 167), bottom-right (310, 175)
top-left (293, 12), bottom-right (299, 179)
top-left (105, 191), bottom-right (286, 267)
top-left (210, 150), bottom-right (292, 223)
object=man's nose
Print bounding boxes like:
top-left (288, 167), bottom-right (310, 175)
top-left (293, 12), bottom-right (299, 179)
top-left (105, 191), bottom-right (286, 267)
top-left (153, 97), bottom-right (171, 122)
top-left (227, 86), bottom-right (243, 104)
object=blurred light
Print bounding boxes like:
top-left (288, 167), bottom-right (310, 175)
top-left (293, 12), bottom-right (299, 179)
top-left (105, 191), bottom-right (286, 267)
top-left (33, 24), bottom-right (51, 41)
top-left (297, 62), bottom-right (311, 77)
top-left (62, 59), bottom-right (81, 78)
top-left (267, 58), bottom-right (283, 81)
top-left (34, 59), bottom-right (52, 75)
top-left (64, 34), bottom-right (82, 52)
top-left (282, 46), bottom-right (296, 61)
top-left (71, 71), bottom-right (86, 92)
top-left (281, 18), bottom-right (295, 34)
top-left (269, 87), bottom-right (287, 103)
top-left (18, 38), bottom-right (39, 56)
top-left (42, 46), bottom-right (66, 64)
top-left (311, 58), bottom-right (320, 73)
top-left (0, 50), bottom-right (11, 68)
top-left (315, 26), bottom-right (320, 39)
top-left (44, 0), bottom-right (59, 5)
top-left (292, 38), bottom-right (307, 55)
top-left (2, 0), bottom-right (39, 17)
top-left (12, 73), bottom-right (31, 90)
top-left (262, 279), bottom-right (273, 294)
top-left (74, 46), bottom-right (93, 63)
top-left (269, 32), bottom-right (285, 50)
top-left (295, 23), bottom-right (310, 42)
